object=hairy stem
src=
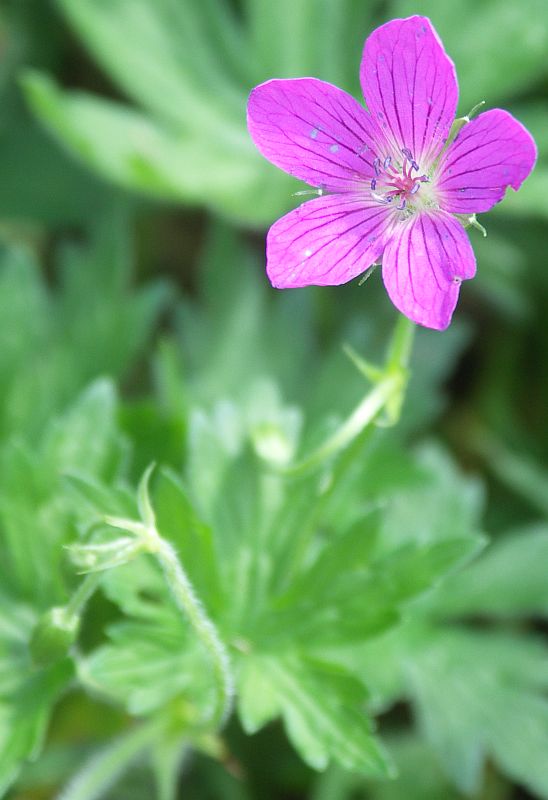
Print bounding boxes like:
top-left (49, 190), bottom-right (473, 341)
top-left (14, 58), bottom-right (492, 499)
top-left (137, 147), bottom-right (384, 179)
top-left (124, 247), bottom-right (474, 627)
top-left (153, 536), bottom-right (234, 727)
top-left (65, 572), bottom-right (103, 622)
top-left (281, 314), bottom-right (415, 476)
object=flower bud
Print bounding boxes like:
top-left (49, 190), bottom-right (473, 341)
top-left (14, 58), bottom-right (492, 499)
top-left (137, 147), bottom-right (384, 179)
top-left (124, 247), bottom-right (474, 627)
top-left (29, 607), bottom-right (79, 666)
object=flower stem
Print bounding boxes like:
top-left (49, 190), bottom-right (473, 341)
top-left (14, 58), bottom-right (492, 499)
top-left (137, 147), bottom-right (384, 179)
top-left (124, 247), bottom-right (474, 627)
top-left (152, 536), bottom-right (234, 727)
top-left (280, 314), bottom-right (415, 476)
top-left (103, 468), bottom-right (235, 729)
top-left (281, 376), bottom-right (398, 476)
top-left (65, 572), bottom-right (102, 622)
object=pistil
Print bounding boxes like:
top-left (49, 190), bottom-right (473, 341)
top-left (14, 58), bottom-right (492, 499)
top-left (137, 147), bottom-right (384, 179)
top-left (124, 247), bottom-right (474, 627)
top-left (369, 147), bottom-right (429, 209)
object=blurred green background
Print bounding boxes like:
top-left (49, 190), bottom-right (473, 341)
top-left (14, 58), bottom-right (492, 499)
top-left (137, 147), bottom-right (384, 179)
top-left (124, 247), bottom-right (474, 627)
top-left (0, 0), bottom-right (547, 798)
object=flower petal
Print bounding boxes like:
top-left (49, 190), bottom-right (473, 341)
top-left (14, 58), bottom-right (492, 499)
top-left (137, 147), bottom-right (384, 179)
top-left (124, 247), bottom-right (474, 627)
top-left (247, 78), bottom-right (381, 191)
top-left (360, 16), bottom-right (458, 166)
top-left (382, 211), bottom-right (475, 330)
top-left (266, 194), bottom-right (395, 288)
top-left (436, 109), bottom-right (537, 214)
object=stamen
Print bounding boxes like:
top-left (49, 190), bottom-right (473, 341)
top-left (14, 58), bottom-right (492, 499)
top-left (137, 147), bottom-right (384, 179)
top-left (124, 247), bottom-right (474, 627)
top-left (373, 193), bottom-right (394, 205)
top-left (369, 147), bottom-right (426, 210)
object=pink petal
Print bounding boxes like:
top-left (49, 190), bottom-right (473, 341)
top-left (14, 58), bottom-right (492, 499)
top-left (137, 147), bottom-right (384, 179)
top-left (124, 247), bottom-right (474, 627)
top-left (360, 16), bottom-right (458, 166)
top-left (266, 194), bottom-right (395, 288)
top-left (247, 78), bottom-right (381, 191)
top-left (436, 109), bottom-right (537, 214)
top-left (382, 211), bottom-right (476, 330)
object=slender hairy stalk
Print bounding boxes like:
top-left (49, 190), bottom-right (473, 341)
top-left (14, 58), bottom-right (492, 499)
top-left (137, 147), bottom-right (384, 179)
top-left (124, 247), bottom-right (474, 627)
top-left (105, 469), bottom-right (234, 728)
top-left (281, 314), bottom-right (416, 477)
top-left (153, 536), bottom-right (234, 726)
top-left (65, 572), bottom-right (103, 621)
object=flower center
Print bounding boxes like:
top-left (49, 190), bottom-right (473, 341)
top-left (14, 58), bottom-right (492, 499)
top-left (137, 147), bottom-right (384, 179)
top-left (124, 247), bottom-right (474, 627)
top-left (370, 148), bottom-right (429, 211)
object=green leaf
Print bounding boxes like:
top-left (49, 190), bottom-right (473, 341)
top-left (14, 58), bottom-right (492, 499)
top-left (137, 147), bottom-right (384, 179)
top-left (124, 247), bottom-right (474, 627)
top-left (263, 536), bottom-right (482, 649)
top-left (22, 72), bottom-right (253, 202)
top-left (283, 510), bottom-right (381, 604)
top-left (21, 70), bottom-right (291, 224)
top-left (0, 93), bottom-right (109, 225)
top-left (0, 441), bottom-right (68, 606)
top-left (407, 629), bottom-right (548, 797)
top-left (238, 652), bottom-right (393, 777)
top-left (312, 737), bottom-right (464, 800)
top-left (63, 473), bottom-right (136, 521)
top-left (81, 617), bottom-right (211, 715)
top-left (41, 379), bottom-right (124, 480)
top-left (82, 557), bottom-right (215, 716)
top-left (236, 655), bottom-right (281, 734)
top-left (369, 537), bottom-right (486, 605)
top-left (55, 0), bottom-right (245, 131)
top-left (246, 0), bottom-right (373, 90)
top-left (99, 557), bottom-right (170, 621)
top-left (0, 591), bottom-right (36, 696)
top-left (0, 659), bottom-right (73, 796)
top-left (0, 221), bottom-right (168, 439)
top-left (379, 443), bottom-right (485, 553)
top-left (152, 468), bottom-right (222, 613)
top-left (56, 721), bottom-right (161, 800)
top-left (367, 736), bottom-right (464, 800)
top-left (434, 523), bottom-right (548, 617)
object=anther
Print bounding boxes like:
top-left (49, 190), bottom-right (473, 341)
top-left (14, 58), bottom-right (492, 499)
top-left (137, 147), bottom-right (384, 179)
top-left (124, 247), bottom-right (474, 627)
top-left (373, 157), bottom-right (381, 176)
top-left (396, 198), bottom-right (406, 211)
top-left (411, 160), bottom-right (420, 171)
top-left (383, 156), bottom-right (392, 169)
top-left (410, 182), bottom-right (420, 195)
top-left (401, 147), bottom-right (413, 160)
top-left (371, 178), bottom-right (377, 190)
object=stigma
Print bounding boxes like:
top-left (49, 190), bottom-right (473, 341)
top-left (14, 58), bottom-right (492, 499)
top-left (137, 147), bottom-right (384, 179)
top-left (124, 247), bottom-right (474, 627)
top-left (369, 147), bottom-right (429, 210)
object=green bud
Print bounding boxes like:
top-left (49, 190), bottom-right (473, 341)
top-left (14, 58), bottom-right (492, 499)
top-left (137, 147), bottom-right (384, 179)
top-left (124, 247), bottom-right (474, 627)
top-left (30, 607), bottom-right (79, 666)
top-left (66, 536), bottom-right (142, 572)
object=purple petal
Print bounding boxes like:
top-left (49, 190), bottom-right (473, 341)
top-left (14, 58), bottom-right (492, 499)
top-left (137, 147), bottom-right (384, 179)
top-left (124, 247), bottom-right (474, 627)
top-left (436, 109), bottom-right (537, 214)
top-left (382, 211), bottom-right (476, 330)
top-left (360, 16), bottom-right (458, 166)
top-left (247, 78), bottom-right (381, 191)
top-left (266, 194), bottom-right (395, 288)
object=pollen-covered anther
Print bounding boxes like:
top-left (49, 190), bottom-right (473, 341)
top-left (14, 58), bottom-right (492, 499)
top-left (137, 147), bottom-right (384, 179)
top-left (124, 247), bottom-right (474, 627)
top-left (369, 146), bottom-right (427, 209)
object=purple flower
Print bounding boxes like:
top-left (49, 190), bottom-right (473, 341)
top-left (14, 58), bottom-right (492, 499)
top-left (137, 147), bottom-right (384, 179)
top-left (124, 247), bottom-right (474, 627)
top-left (247, 16), bottom-right (537, 330)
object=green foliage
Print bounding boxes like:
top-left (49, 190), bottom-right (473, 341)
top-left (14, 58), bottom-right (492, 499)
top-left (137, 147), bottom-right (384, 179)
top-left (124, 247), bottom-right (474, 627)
top-left (0, 659), bottom-right (74, 796)
top-left (238, 653), bottom-right (389, 775)
top-left (0, 213), bottom-right (546, 797)
top-left (0, 2), bottom-right (547, 799)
